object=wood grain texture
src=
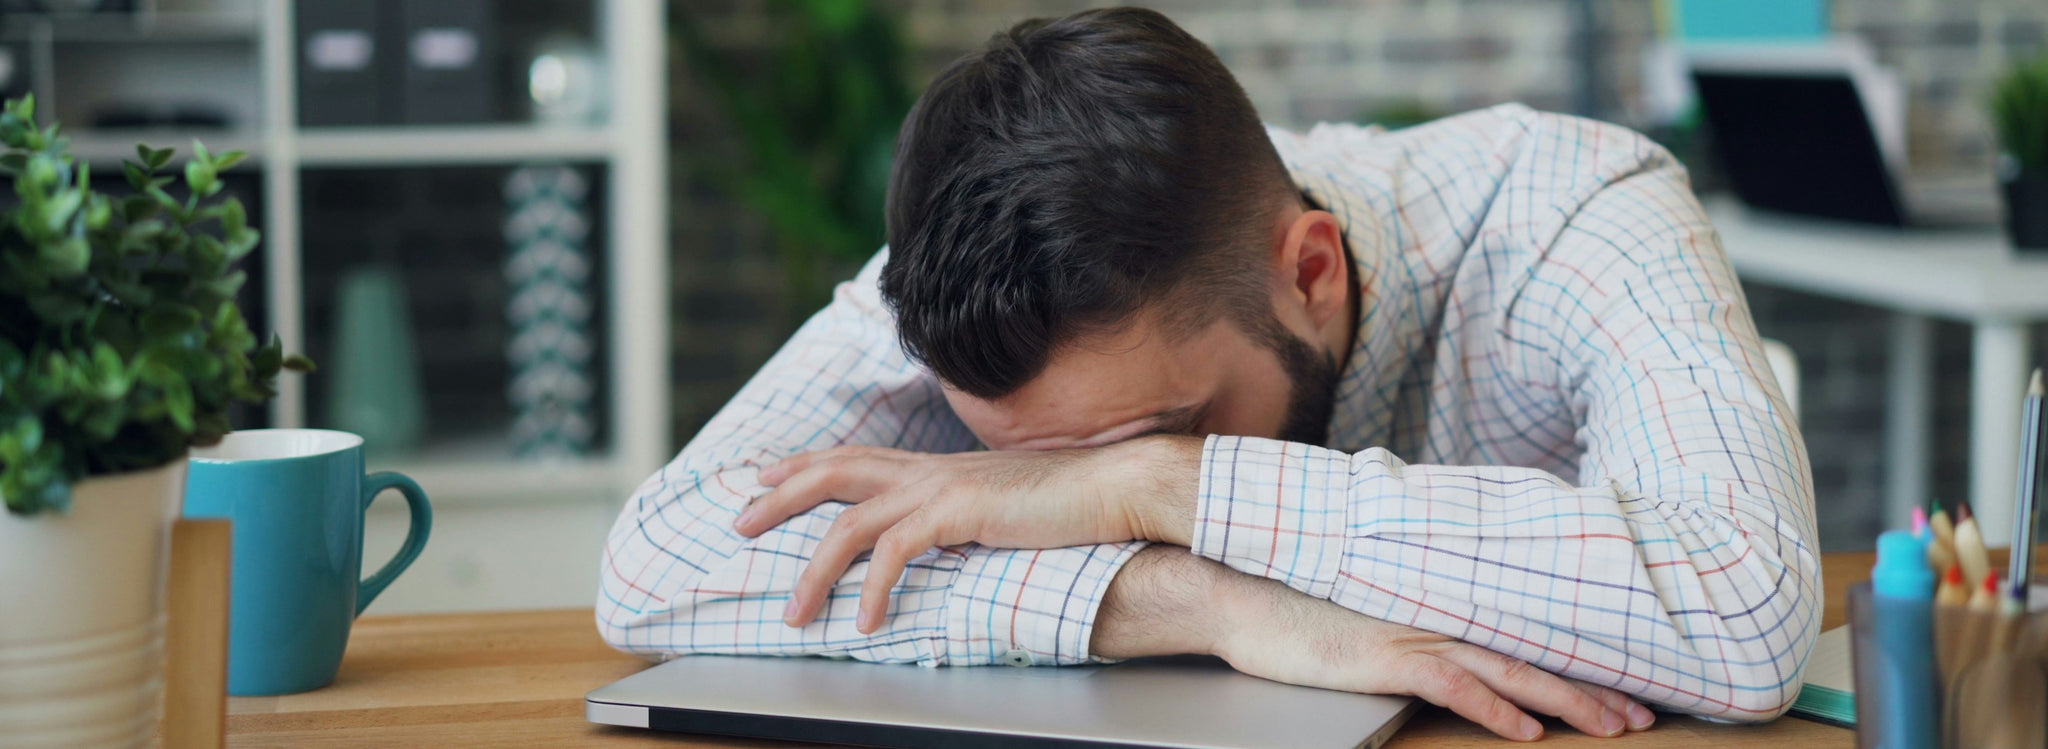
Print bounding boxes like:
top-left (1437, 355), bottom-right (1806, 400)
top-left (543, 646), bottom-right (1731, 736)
top-left (224, 551), bottom-right (1928, 748)
top-left (164, 519), bottom-right (233, 749)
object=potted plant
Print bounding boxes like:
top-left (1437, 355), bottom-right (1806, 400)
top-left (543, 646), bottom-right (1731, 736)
top-left (0, 96), bottom-right (308, 747)
top-left (1992, 52), bottom-right (2048, 250)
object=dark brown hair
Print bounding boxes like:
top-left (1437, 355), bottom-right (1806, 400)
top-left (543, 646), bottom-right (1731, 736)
top-left (880, 7), bottom-right (1296, 399)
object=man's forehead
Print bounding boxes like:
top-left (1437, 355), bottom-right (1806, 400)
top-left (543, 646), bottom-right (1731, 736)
top-left (941, 318), bottom-right (1235, 449)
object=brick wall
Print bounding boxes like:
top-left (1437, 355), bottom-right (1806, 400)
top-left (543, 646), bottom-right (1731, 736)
top-left (667, 0), bottom-right (2048, 550)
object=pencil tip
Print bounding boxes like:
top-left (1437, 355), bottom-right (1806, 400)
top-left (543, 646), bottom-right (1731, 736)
top-left (2032, 368), bottom-right (2044, 397)
top-left (1958, 502), bottom-right (1974, 523)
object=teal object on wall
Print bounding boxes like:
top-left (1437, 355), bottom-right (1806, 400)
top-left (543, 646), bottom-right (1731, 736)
top-left (504, 165), bottom-right (595, 458)
top-left (185, 429), bottom-right (432, 695)
top-left (1674, 0), bottom-right (1827, 40)
top-left (327, 266), bottom-right (425, 456)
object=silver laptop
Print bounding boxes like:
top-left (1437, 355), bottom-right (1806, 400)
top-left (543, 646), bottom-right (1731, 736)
top-left (586, 654), bottom-right (1417, 749)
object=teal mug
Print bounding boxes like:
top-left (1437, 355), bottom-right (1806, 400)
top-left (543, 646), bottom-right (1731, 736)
top-left (184, 428), bottom-right (431, 696)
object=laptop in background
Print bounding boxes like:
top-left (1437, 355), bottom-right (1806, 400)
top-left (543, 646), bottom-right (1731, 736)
top-left (1689, 42), bottom-right (2000, 227)
top-left (586, 654), bottom-right (1418, 749)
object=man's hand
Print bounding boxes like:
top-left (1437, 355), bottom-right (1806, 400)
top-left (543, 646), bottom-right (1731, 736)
top-left (1096, 547), bottom-right (1658, 743)
top-left (737, 437), bottom-right (1201, 631)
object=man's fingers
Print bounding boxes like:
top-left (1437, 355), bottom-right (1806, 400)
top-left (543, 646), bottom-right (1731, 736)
top-left (738, 455), bottom-right (901, 536)
top-left (757, 445), bottom-right (893, 486)
top-left (1440, 646), bottom-right (1625, 738)
top-left (783, 498), bottom-right (911, 627)
top-left (855, 510), bottom-right (945, 633)
top-left (1408, 655), bottom-right (1543, 742)
top-left (1566, 678), bottom-right (1656, 731)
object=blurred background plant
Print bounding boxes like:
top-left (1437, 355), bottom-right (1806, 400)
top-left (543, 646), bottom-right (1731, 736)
top-left (1992, 51), bottom-right (2048, 178)
top-left (672, 0), bottom-right (914, 313)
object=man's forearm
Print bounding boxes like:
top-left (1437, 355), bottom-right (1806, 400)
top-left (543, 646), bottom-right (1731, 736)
top-left (1088, 545), bottom-right (1232, 659)
top-left (1115, 435), bottom-right (1201, 547)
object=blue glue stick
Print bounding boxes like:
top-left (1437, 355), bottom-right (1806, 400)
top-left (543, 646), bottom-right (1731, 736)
top-left (1870, 530), bottom-right (1939, 749)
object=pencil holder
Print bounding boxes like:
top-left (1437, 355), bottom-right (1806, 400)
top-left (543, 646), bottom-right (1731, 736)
top-left (1934, 603), bottom-right (2048, 748)
top-left (1854, 581), bottom-right (2048, 749)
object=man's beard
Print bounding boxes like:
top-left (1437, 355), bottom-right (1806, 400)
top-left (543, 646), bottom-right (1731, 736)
top-left (1263, 323), bottom-right (1341, 446)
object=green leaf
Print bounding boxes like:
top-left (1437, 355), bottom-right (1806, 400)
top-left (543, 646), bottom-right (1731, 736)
top-left (204, 269), bottom-right (246, 299)
top-left (282, 354), bottom-right (316, 373)
top-left (162, 379), bottom-right (194, 431)
top-left (121, 219), bottom-right (166, 252)
top-left (44, 188), bottom-right (83, 233)
top-left (122, 160), bottom-right (150, 191)
top-left (213, 150), bottom-right (247, 171)
top-left (146, 145), bottom-right (173, 170)
top-left (224, 228), bottom-right (259, 260)
top-left (221, 198), bottom-right (246, 236)
top-left (251, 337), bottom-right (282, 374)
top-left (39, 236), bottom-right (90, 278)
top-left (189, 234), bottom-right (228, 278)
top-left (183, 159), bottom-right (218, 198)
top-left (84, 195), bottom-right (111, 230)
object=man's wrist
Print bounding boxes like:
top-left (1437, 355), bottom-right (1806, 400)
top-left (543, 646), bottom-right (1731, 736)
top-left (1089, 545), bottom-right (1235, 659)
top-left (1108, 435), bottom-right (1200, 547)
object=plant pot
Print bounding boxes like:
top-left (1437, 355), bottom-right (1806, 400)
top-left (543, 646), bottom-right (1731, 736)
top-left (2004, 171), bottom-right (2048, 251)
top-left (0, 459), bottom-right (187, 748)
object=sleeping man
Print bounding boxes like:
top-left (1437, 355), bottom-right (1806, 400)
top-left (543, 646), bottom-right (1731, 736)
top-left (598, 7), bottom-right (1817, 741)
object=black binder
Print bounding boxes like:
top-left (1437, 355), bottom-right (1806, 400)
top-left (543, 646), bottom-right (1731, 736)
top-left (296, 0), bottom-right (387, 126)
top-left (396, 0), bottom-right (497, 124)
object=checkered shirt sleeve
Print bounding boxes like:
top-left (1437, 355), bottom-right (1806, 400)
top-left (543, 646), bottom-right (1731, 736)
top-left (597, 254), bottom-right (1144, 667)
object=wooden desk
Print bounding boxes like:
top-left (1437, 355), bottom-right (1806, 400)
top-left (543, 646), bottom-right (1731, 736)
top-left (226, 553), bottom-right (1887, 748)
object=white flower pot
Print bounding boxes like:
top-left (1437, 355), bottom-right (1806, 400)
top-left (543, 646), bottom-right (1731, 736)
top-left (0, 459), bottom-right (186, 748)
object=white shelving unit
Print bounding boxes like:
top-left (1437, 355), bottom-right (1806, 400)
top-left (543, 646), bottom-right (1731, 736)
top-left (20, 1), bottom-right (671, 507)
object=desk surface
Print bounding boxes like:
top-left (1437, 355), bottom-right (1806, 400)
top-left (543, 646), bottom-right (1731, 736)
top-left (225, 553), bottom-right (1887, 748)
top-left (1705, 198), bottom-right (2048, 321)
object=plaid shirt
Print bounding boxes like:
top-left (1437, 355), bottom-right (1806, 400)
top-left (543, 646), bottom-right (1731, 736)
top-left (598, 104), bottom-right (1819, 720)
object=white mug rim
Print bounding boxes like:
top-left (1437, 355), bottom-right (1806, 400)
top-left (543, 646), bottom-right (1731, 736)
top-left (188, 428), bottom-right (365, 464)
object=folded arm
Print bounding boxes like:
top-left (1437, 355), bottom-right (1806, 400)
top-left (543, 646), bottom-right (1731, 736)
top-left (595, 254), bottom-right (1145, 666)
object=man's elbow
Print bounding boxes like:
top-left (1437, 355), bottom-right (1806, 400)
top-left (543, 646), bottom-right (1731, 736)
top-left (591, 491), bottom-right (716, 657)
top-left (1694, 587), bottom-right (1820, 722)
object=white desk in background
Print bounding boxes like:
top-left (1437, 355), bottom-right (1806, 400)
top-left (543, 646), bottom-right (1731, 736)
top-left (1705, 197), bottom-right (2048, 544)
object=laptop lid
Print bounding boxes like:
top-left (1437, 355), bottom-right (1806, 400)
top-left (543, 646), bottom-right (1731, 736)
top-left (1691, 68), bottom-right (1908, 226)
top-left (586, 654), bottom-right (1418, 749)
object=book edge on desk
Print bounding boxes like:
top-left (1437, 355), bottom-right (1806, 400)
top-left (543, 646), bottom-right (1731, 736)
top-left (1787, 625), bottom-right (1855, 728)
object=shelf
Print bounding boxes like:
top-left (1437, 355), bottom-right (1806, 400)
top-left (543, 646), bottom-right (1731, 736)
top-left (367, 435), bottom-right (638, 506)
top-left (62, 129), bottom-right (264, 166)
top-left (1, 13), bottom-right (259, 44)
top-left (298, 125), bottom-right (615, 167)
top-left (62, 126), bottom-right (618, 169)
top-left (60, 125), bottom-right (618, 169)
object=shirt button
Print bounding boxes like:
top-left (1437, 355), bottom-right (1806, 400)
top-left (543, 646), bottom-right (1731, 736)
top-left (1003, 649), bottom-right (1034, 667)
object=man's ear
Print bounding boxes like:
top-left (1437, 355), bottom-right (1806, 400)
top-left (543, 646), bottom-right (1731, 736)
top-left (1273, 209), bottom-right (1349, 331)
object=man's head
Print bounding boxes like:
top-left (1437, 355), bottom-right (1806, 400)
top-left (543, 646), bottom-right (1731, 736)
top-left (882, 7), bottom-right (1355, 450)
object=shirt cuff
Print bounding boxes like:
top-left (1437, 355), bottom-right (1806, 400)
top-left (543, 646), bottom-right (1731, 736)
top-left (1192, 435), bottom-right (1352, 600)
top-left (940, 541), bottom-right (1147, 667)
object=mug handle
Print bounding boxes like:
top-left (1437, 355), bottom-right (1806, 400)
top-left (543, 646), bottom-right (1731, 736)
top-left (356, 472), bottom-right (433, 617)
